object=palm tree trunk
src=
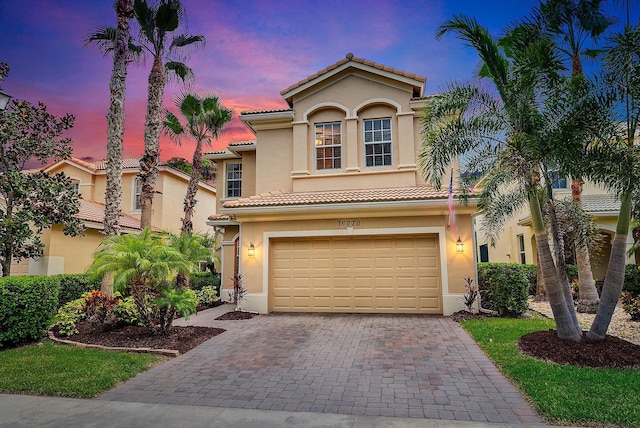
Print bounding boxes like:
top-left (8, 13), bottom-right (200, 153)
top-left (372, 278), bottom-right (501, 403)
top-left (587, 192), bottom-right (632, 341)
top-left (531, 192), bottom-right (582, 341)
top-left (139, 55), bottom-right (165, 229)
top-left (181, 139), bottom-right (204, 234)
top-left (546, 196), bottom-right (582, 333)
top-left (103, 0), bottom-right (132, 237)
top-left (570, 179), bottom-right (600, 313)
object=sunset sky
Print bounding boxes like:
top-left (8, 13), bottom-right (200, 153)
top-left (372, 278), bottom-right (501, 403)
top-left (1, 1), bottom-right (637, 165)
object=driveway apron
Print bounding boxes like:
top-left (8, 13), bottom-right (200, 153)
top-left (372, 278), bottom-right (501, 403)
top-left (98, 309), bottom-right (543, 424)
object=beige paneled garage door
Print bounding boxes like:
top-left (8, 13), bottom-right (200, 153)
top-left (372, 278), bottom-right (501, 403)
top-left (270, 234), bottom-right (441, 313)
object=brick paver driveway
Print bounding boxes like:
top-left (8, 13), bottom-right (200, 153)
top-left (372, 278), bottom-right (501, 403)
top-left (99, 307), bottom-right (542, 424)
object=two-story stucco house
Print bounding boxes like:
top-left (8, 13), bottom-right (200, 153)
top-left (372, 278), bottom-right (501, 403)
top-left (10, 157), bottom-right (216, 276)
top-left (206, 54), bottom-right (477, 316)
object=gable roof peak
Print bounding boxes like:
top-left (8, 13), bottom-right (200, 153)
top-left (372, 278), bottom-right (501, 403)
top-left (280, 53), bottom-right (426, 104)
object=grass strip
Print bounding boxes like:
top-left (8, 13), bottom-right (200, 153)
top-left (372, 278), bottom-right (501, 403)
top-left (0, 341), bottom-right (160, 398)
top-left (462, 317), bottom-right (640, 427)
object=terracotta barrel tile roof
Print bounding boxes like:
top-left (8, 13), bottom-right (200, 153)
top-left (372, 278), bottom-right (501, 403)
top-left (280, 53), bottom-right (426, 96)
top-left (78, 199), bottom-right (141, 229)
top-left (223, 186), bottom-right (469, 209)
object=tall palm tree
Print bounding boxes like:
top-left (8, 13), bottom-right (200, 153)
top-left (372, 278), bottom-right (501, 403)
top-left (133, 0), bottom-right (204, 228)
top-left (420, 15), bottom-right (584, 341)
top-left (85, 1), bottom-right (139, 237)
top-left (586, 24), bottom-right (640, 340)
top-left (539, 0), bottom-right (613, 313)
top-left (163, 93), bottom-right (232, 233)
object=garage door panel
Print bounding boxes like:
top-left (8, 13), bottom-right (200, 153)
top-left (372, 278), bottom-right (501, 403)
top-left (270, 235), bottom-right (442, 314)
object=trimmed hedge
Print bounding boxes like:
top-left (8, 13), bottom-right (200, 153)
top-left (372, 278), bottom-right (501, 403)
top-left (57, 274), bottom-right (101, 307)
top-left (477, 263), bottom-right (529, 317)
top-left (0, 276), bottom-right (60, 347)
top-left (190, 272), bottom-right (221, 296)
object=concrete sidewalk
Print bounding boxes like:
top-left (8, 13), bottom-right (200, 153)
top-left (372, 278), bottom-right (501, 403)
top-left (1, 394), bottom-right (578, 427)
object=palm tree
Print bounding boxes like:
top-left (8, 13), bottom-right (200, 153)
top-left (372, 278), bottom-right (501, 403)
top-left (586, 24), bottom-right (640, 340)
top-left (539, 0), bottom-right (613, 313)
top-left (420, 15), bottom-right (584, 341)
top-left (86, 228), bottom-right (193, 335)
top-left (133, 0), bottom-right (205, 229)
top-left (85, 1), bottom-right (140, 238)
top-left (163, 93), bottom-right (232, 233)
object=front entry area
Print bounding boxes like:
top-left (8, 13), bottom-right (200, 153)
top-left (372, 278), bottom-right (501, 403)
top-left (269, 234), bottom-right (442, 313)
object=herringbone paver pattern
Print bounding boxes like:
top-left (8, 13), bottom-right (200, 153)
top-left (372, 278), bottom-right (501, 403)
top-left (98, 307), bottom-right (543, 424)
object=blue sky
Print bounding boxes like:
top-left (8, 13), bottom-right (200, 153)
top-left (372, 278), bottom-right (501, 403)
top-left (0, 0), bottom-right (636, 163)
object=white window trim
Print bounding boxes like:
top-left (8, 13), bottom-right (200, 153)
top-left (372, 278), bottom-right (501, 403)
top-left (226, 162), bottom-right (242, 199)
top-left (363, 117), bottom-right (393, 167)
top-left (131, 177), bottom-right (142, 212)
top-left (314, 121), bottom-right (342, 171)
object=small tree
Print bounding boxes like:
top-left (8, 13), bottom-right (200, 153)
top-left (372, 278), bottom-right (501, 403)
top-left (86, 228), bottom-right (212, 335)
top-left (0, 97), bottom-right (83, 276)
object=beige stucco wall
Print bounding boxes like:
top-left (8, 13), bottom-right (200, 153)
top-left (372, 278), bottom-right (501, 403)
top-left (28, 225), bottom-right (102, 275)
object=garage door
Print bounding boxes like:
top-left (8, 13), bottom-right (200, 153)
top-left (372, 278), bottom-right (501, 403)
top-left (270, 235), bottom-right (441, 313)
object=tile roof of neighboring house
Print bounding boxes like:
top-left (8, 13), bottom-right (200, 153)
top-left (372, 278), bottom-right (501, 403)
top-left (579, 194), bottom-right (621, 213)
top-left (78, 199), bottom-right (141, 229)
top-left (240, 108), bottom-right (292, 116)
top-left (208, 213), bottom-right (233, 221)
top-left (222, 186), bottom-right (471, 209)
top-left (280, 53), bottom-right (427, 96)
top-left (93, 158), bottom-right (141, 170)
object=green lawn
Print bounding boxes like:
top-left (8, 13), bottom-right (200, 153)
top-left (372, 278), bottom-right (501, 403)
top-left (462, 317), bottom-right (640, 427)
top-left (0, 341), bottom-right (161, 397)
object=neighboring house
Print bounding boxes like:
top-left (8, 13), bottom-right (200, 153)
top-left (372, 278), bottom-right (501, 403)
top-left (474, 178), bottom-right (634, 283)
top-left (205, 53), bottom-right (477, 316)
top-left (10, 158), bottom-right (216, 276)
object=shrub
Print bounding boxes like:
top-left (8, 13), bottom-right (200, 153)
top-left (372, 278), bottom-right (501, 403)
top-left (621, 292), bottom-right (640, 321)
top-left (82, 290), bottom-right (120, 330)
top-left (477, 263), bottom-right (529, 317)
top-left (566, 264), bottom-right (578, 282)
top-left (190, 271), bottom-right (221, 294)
top-left (196, 286), bottom-right (219, 306)
top-left (56, 297), bottom-right (86, 336)
top-left (521, 264), bottom-right (538, 296)
top-left (0, 276), bottom-right (60, 346)
top-left (111, 295), bottom-right (141, 326)
top-left (624, 264), bottom-right (640, 294)
top-left (57, 274), bottom-right (101, 307)
top-left (462, 277), bottom-right (478, 312)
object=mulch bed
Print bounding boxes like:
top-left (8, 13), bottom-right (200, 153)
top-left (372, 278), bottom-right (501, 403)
top-left (215, 310), bottom-right (256, 320)
top-left (451, 310), bottom-right (640, 369)
top-left (51, 323), bottom-right (225, 355)
top-left (519, 330), bottom-right (640, 369)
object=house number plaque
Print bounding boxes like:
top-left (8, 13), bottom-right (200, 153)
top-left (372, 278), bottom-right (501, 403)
top-left (338, 219), bottom-right (361, 227)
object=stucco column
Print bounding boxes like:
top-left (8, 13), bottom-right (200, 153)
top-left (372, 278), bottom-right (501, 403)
top-left (292, 121), bottom-right (309, 175)
top-left (397, 112), bottom-right (416, 169)
top-left (345, 116), bottom-right (359, 173)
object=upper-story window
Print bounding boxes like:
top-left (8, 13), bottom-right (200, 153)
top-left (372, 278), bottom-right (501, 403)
top-left (71, 181), bottom-right (80, 195)
top-left (550, 170), bottom-right (568, 189)
top-left (315, 122), bottom-right (342, 170)
top-left (364, 118), bottom-right (392, 167)
top-left (226, 163), bottom-right (242, 198)
top-left (134, 177), bottom-right (142, 210)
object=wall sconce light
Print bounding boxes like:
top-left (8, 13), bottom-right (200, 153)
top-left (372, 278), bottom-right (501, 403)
top-left (456, 237), bottom-right (464, 253)
top-left (248, 242), bottom-right (255, 257)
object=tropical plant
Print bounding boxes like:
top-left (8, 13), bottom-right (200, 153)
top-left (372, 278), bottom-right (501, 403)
top-left (231, 273), bottom-right (247, 311)
top-left (85, 0), bottom-right (136, 237)
top-left (0, 96), bottom-right (83, 276)
top-left (132, 0), bottom-right (205, 229)
top-left (163, 93), bottom-right (232, 233)
top-left (537, 0), bottom-right (613, 313)
top-left (585, 23), bottom-right (640, 340)
top-left (86, 228), bottom-right (193, 335)
top-left (420, 15), bottom-right (586, 340)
